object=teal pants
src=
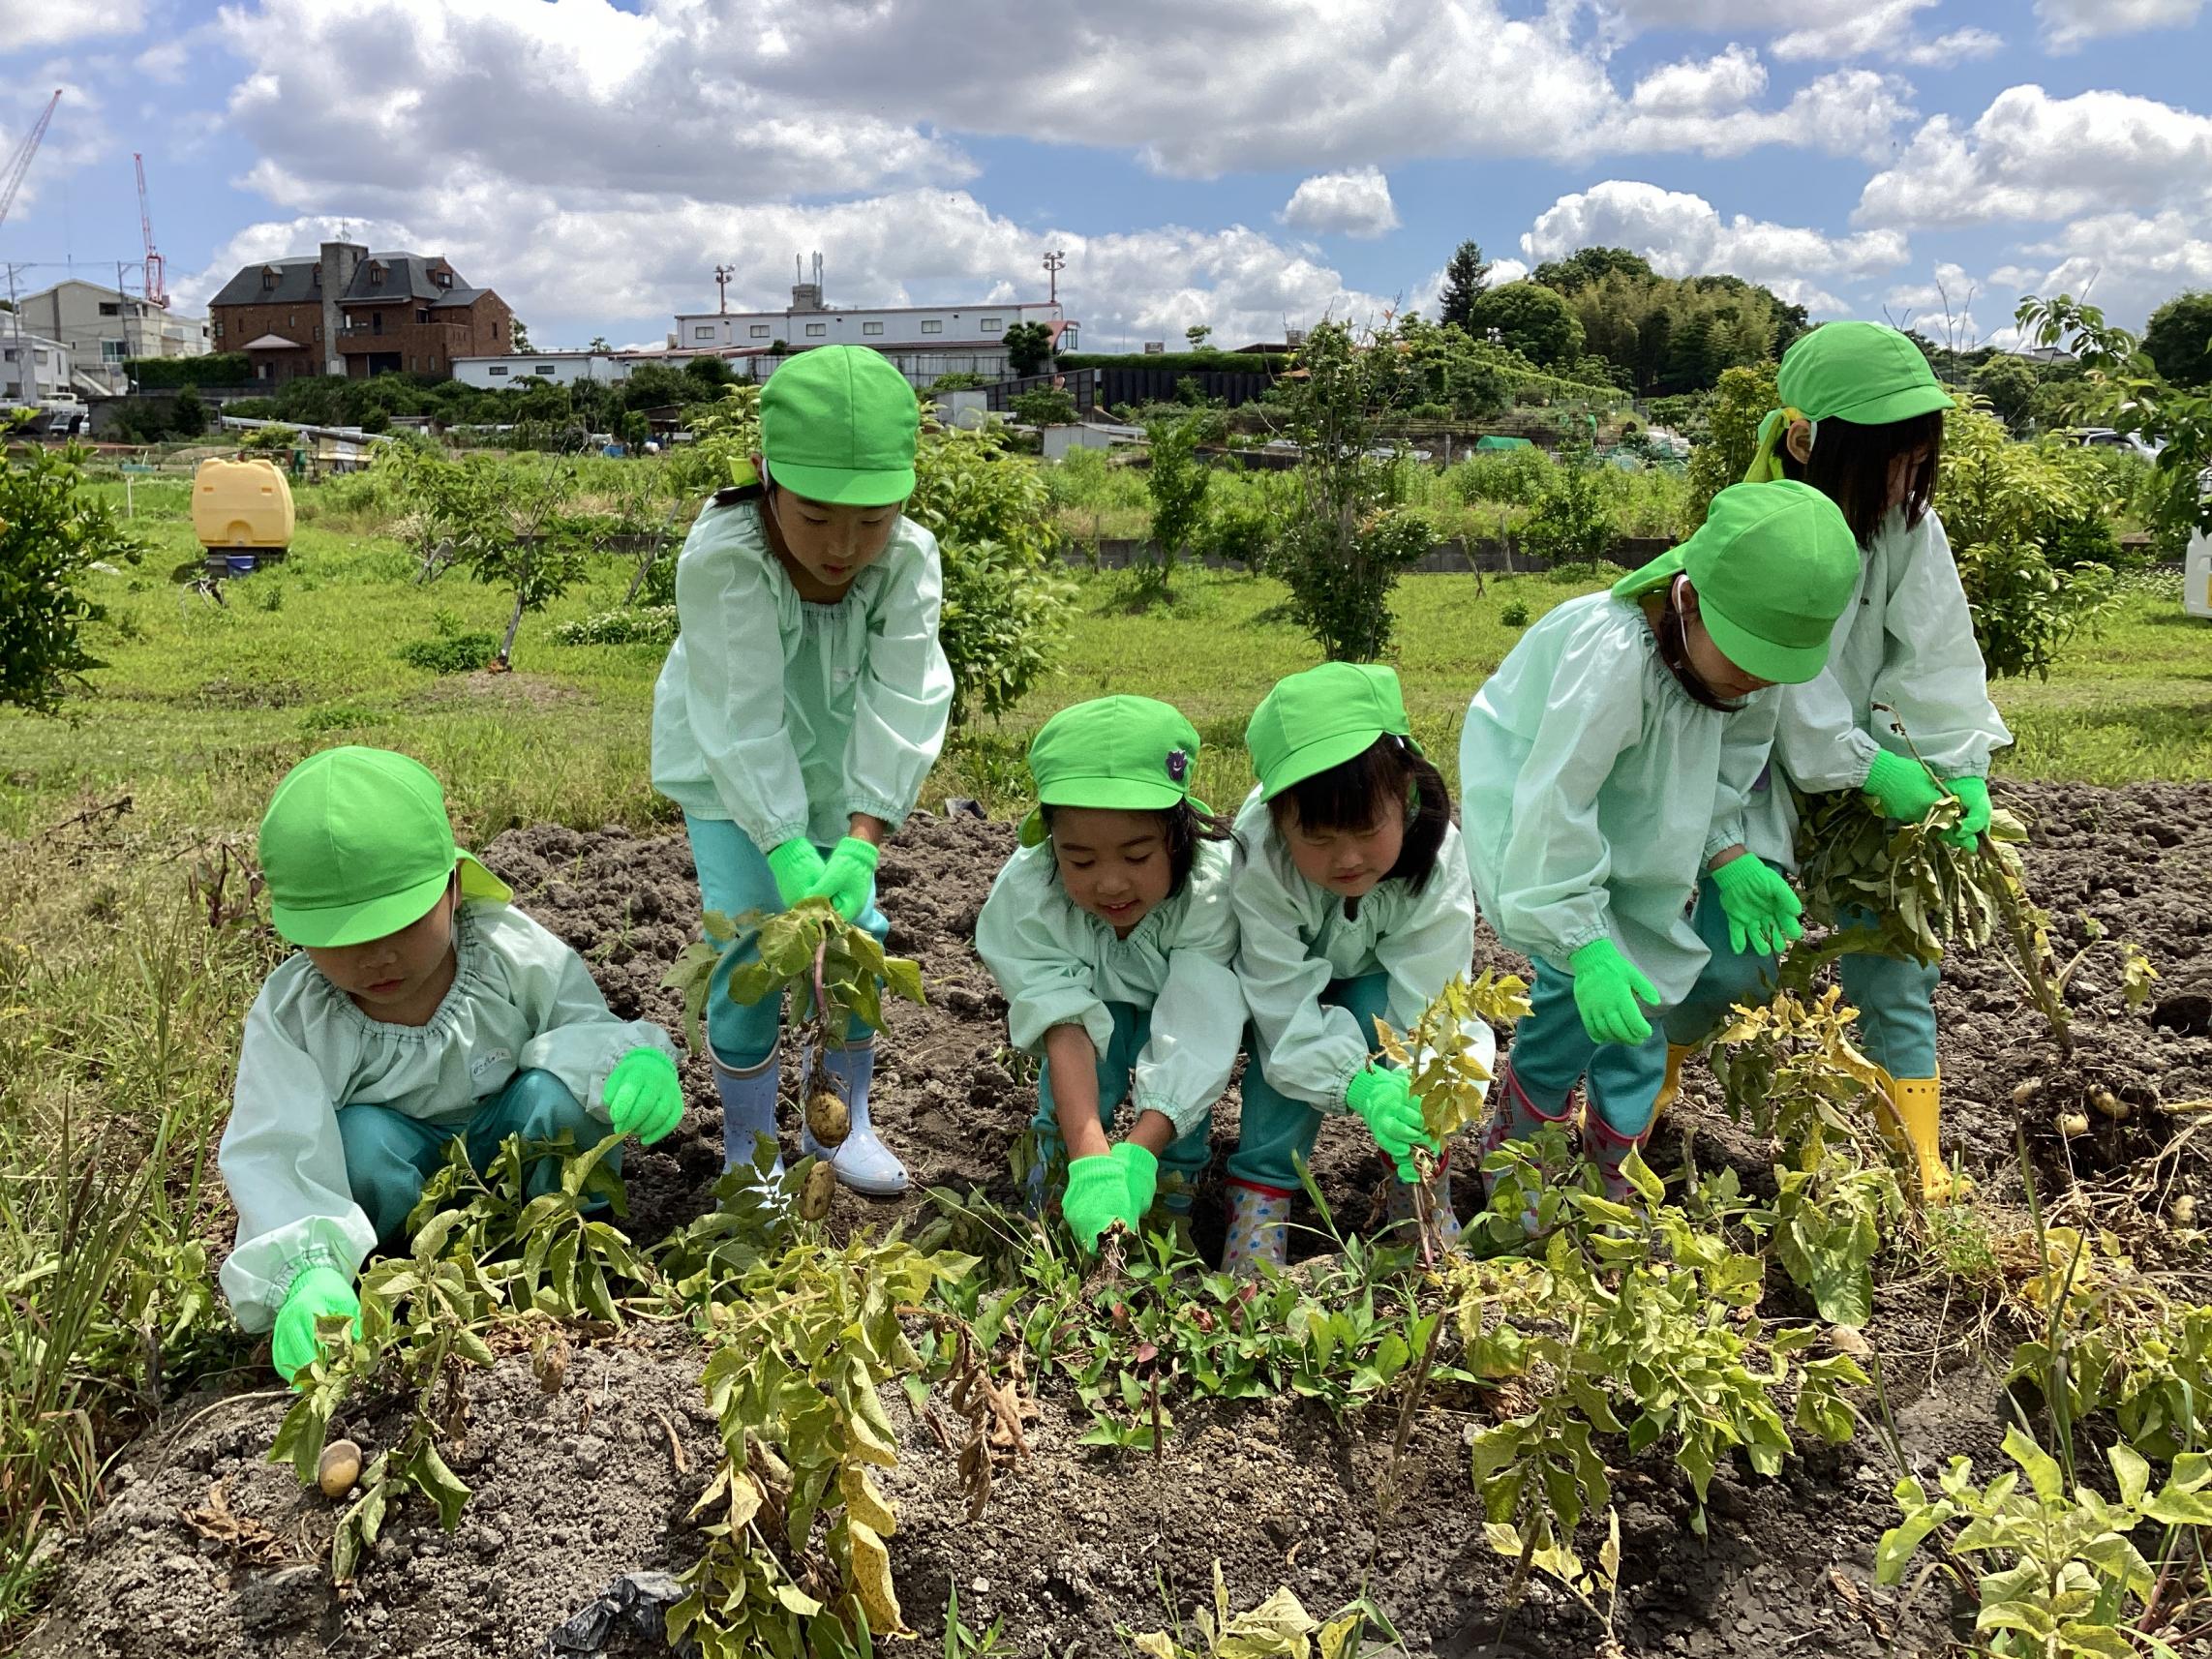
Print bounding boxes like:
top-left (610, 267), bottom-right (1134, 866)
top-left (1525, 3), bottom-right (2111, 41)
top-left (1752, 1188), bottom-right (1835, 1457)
top-left (336, 1068), bottom-right (615, 1246)
top-left (1663, 861), bottom-right (1941, 1079)
top-left (1229, 972), bottom-right (1390, 1192)
top-left (684, 814), bottom-right (889, 1070)
top-left (1510, 961), bottom-right (1670, 1135)
top-left (1033, 1002), bottom-right (1213, 1202)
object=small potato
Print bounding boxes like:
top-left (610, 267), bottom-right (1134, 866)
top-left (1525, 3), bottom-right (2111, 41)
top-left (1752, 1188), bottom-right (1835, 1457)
top-left (2058, 1111), bottom-right (2092, 1139)
top-left (2011, 1079), bottom-right (2042, 1107)
top-left (318, 1438), bottom-right (362, 1498)
top-left (804, 1090), bottom-right (850, 1150)
top-left (1827, 1325), bottom-right (1873, 1358)
top-left (2172, 1195), bottom-right (2197, 1228)
top-left (2090, 1087), bottom-right (2129, 1122)
top-left (799, 1161), bottom-right (835, 1221)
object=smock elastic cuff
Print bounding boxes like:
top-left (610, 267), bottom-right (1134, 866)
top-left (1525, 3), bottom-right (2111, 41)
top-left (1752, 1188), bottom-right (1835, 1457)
top-left (841, 796), bottom-right (909, 831)
top-left (282, 1244), bottom-right (348, 1295)
top-left (752, 819), bottom-right (814, 854)
top-left (1704, 824), bottom-right (1748, 863)
top-left (1131, 1088), bottom-right (1204, 1141)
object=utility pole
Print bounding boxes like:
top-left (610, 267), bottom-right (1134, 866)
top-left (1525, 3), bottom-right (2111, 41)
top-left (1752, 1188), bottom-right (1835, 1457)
top-left (713, 263), bottom-right (732, 315)
top-left (1042, 249), bottom-right (1065, 306)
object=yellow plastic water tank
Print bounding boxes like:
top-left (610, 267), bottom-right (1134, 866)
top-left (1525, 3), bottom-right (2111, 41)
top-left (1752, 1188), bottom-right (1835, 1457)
top-left (192, 457), bottom-right (294, 555)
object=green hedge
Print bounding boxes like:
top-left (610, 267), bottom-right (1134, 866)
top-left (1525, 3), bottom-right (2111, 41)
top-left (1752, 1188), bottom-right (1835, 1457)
top-left (1058, 352), bottom-right (1292, 375)
top-left (124, 353), bottom-right (252, 388)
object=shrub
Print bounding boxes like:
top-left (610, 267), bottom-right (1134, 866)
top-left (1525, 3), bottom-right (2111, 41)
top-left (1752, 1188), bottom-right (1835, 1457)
top-left (1, 437), bottom-right (140, 713)
top-left (1137, 410), bottom-right (1222, 599)
top-left (397, 631), bottom-right (498, 675)
top-left (123, 352), bottom-right (251, 388)
top-left (1449, 446), bottom-right (1553, 506)
top-left (1520, 451), bottom-right (1615, 566)
top-left (1271, 322), bottom-right (1431, 660)
top-left (1684, 363), bottom-right (1778, 523)
top-left (1011, 387), bottom-right (1077, 427)
top-left (554, 606), bottom-right (679, 647)
top-left (1939, 401), bottom-right (2118, 679)
top-left (906, 420), bottom-right (1075, 723)
top-left (1193, 493), bottom-right (1280, 574)
top-left (1059, 351), bottom-right (1291, 375)
top-left (1501, 598), bottom-right (1531, 627)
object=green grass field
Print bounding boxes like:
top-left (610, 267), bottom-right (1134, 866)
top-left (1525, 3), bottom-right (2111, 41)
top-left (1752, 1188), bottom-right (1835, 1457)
top-left (9, 496), bottom-right (2209, 856)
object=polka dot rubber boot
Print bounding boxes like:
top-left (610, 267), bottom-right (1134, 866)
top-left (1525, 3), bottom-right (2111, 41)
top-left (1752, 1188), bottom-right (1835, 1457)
top-left (1222, 1180), bottom-right (1291, 1275)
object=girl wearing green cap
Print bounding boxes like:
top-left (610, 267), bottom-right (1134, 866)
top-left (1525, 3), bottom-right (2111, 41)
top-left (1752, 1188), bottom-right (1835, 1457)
top-left (651, 346), bottom-right (953, 1198)
top-left (1671, 321), bottom-right (2010, 1200)
top-left (974, 696), bottom-right (1242, 1252)
top-left (1225, 662), bottom-right (1483, 1272)
top-left (1460, 480), bottom-right (1860, 1205)
top-left (220, 747), bottom-right (683, 1382)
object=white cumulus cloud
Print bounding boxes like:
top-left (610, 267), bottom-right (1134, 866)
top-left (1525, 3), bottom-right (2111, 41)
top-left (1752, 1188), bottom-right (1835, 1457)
top-left (1599, 0), bottom-right (2000, 65)
top-left (1281, 166), bottom-right (1400, 238)
top-left (1856, 84), bottom-right (2212, 229)
top-left (1523, 179), bottom-right (1910, 313)
top-left (0, 0), bottom-right (145, 51)
top-left (2035, 0), bottom-right (2204, 52)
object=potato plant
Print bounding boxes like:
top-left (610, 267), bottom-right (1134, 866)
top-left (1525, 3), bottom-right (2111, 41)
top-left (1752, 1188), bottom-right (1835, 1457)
top-left (1877, 1428), bottom-right (2212, 1659)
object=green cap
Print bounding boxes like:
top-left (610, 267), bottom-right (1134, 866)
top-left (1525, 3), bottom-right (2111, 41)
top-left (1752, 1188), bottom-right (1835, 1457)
top-left (1018, 696), bottom-right (1204, 847)
top-left (1245, 662), bottom-right (1415, 800)
top-left (1612, 480), bottom-right (1860, 686)
top-left (259, 746), bottom-right (512, 948)
top-left (1745, 322), bottom-right (1954, 482)
top-left (759, 346), bottom-right (920, 506)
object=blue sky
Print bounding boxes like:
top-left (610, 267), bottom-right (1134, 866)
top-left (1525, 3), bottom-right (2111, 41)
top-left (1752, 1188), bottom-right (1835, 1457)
top-left (5, 0), bottom-right (2209, 353)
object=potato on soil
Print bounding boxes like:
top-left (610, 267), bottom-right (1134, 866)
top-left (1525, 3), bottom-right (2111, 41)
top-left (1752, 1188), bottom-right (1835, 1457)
top-left (2058, 1110), bottom-right (2091, 1138)
top-left (800, 1161), bottom-right (835, 1220)
top-left (2172, 1194), bottom-right (2197, 1228)
top-left (2090, 1087), bottom-right (2128, 1122)
top-left (805, 1089), bottom-right (850, 1149)
top-left (318, 1438), bottom-right (362, 1498)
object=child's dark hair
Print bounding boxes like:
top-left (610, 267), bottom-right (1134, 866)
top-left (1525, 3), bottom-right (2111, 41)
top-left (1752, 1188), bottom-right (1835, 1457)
top-left (1267, 736), bottom-right (1451, 892)
top-left (1778, 410), bottom-right (1944, 550)
top-left (1041, 799), bottom-right (1232, 898)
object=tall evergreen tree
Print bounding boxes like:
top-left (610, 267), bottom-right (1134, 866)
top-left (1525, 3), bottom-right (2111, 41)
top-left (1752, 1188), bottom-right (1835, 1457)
top-left (1438, 241), bottom-right (1492, 330)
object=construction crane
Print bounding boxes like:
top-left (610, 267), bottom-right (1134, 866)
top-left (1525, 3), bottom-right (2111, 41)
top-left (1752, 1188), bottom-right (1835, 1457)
top-left (135, 152), bottom-right (167, 308)
top-left (0, 90), bottom-right (62, 236)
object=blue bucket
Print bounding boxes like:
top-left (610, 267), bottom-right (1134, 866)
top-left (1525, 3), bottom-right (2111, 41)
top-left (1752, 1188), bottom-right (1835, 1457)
top-left (225, 555), bottom-right (258, 576)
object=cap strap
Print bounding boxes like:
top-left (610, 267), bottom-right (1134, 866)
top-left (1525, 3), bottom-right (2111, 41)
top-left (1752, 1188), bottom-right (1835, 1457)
top-left (1742, 406), bottom-right (1806, 484)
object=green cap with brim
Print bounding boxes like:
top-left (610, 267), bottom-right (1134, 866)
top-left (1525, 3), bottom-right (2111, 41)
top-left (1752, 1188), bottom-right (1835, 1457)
top-left (260, 745), bottom-right (512, 948)
top-left (1612, 479), bottom-right (1861, 686)
top-left (1244, 662), bottom-right (1416, 800)
top-left (1018, 695), bottom-right (1205, 847)
top-left (759, 345), bottom-right (921, 506)
top-left (1745, 321), bottom-right (1956, 482)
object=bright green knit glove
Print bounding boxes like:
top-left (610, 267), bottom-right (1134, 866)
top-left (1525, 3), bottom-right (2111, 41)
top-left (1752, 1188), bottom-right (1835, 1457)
top-left (272, 1265), bottom-right (360, 1384)
top-left (805, 836), bottom-right (880, 924)
top-left (1062, 1154), bottom-right (1138, 1252)
top-left (766, 838), bottom-right (827, 908)
top-left (1345, 1065), bottom-right (1434, 1183)
top-left (1943, 775), bottom-right (1992, 848)
top-left (604, 1045), bottom-right (682, 1144)
top-left (1566, 939), bottom-right (1660, 1046)
top-left (1863, 750), bottom-right (1946, 825)
top-left (1108, 1141), bottom-right (1160, 1220)
top-left (1709, 855), bottom-right (1805, 957)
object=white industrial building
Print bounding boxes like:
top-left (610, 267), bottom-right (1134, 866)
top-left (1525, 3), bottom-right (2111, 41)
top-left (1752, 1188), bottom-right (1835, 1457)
top-left (15, 280), bottom-right (208, 397)
top-left (669, 272), bottom-right (1076, 387)
top-left (450, 350), bottom-right (634, 389)
top-left (1, 329), bottom-right (77, 405)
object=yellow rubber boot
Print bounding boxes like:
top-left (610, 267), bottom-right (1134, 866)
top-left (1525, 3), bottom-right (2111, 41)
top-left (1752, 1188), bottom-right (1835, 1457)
top-left (1651, 1044), bottom-right (1694, 1126)
top-left (1883, 1072), bottom-right (1955, 1203)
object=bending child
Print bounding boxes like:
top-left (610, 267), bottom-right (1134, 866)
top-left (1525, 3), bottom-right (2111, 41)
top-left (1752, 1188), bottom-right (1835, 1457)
top-left (975, 697), bottom-right (1240, 1250)
top-left (651, 347), bottom-right (953, 1195)
top-left (1226, 663), bottom-right (1486, 1272)
top-left (1666, 321), bottom-right (2007, 1199)
top-left (220, 746), bottom-right (682, 1381)
top-left (1460, 481), bottom-right (1858, 1201)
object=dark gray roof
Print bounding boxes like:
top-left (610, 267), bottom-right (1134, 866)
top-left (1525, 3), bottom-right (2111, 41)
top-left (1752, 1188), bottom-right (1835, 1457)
top-left (208, 249), bottom-right (482, 311)
top-left (341, 253), bottom-right (463, 305)
top-left (207, 257), bottom-right (319, 308)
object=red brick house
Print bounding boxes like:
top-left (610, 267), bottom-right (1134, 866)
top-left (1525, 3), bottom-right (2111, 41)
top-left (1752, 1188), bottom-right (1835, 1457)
top-left (207, 241), bottom-right (515, 382)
